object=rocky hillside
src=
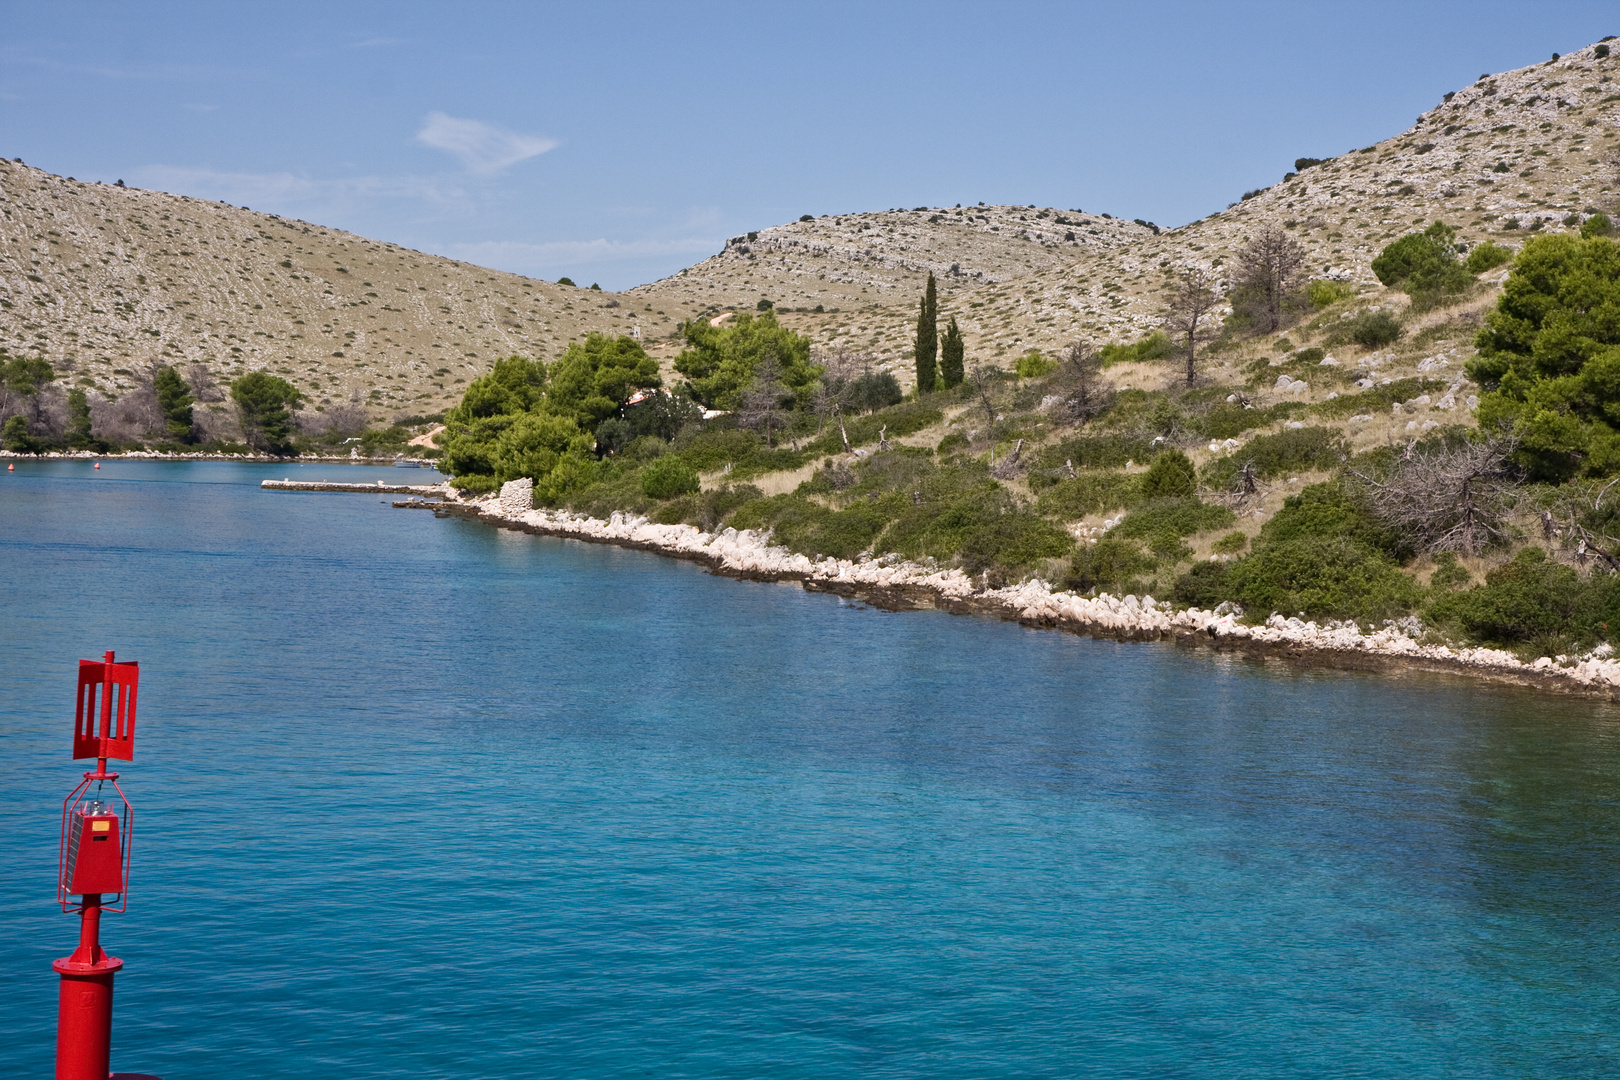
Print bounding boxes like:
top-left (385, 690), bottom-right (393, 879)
top-left (999, 40), bottom-right (1620, 350)
top-left (636, 40), bottom-right (1619, 378)
top-left (632, 203), bottom-right (1153, 310)
top-left (0, 162), bottom-right (703, 417)
top-left (2, 40), bottom-right (1616, 421)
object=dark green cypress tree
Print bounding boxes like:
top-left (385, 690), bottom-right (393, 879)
top-left (939, 316), bottom-right (965, 389)
top-left (914, 272), bottom-right (938, 393)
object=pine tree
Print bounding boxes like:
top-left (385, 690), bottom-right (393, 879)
top-left (939, 316), bottom-right (965, 389)
top-left (914, 272), bottom-right (938, 393)
top-left (153, 365), bottom-right (195, 442)
top-left (66, 388), bottom-right (95, 449)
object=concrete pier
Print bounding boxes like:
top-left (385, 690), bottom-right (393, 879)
top-left (260, 479), bottom-right (449, 495)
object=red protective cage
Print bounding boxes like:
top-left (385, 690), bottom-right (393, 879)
top-left (57, 776), bottom-right (132, 913)
top-left (74, 657), bottom-right (138, 762)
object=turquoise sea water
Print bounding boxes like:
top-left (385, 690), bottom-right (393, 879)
top-left (3, 460), bottom-right (1620, 1078)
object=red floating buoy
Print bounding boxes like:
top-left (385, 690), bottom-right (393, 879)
top-left (7, 463), bottom-right (12, 472)
top-left (94, 463), bottom-right (100, 469)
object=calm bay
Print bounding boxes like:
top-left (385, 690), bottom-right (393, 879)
top-left (2, 460), bottom-right (1619, 1078)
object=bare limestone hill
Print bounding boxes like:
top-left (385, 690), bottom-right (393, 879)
top-left (633, 203), bottom-right (1154, 311)
top-left (994, 39), bottom-right (1620, 357)
top-left (2, 40), bottom-right (1617, 423)
top-left (637, 40), bottom-right (1619, 385)
top-left (0, 161), bottom-right (701, 417)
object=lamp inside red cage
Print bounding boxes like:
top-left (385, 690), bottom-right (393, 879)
top-left (58, 652), bottom-right (137, 914)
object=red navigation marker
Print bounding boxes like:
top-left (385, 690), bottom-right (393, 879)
top-left (53, 651), bottom-right (162, 1080)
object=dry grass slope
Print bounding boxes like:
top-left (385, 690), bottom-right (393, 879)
top-left (2, 41), bottom-right (1616, 418)
top-left (0, 161), bottom-right (703, 418)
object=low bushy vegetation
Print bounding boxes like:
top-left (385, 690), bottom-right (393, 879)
top-left (1201, 427), bottom-right (1347, 488)
top-left (409, 226), bottom-right (1620, 664)
top-left (1341, 309), bottom-right (1404, 349)
top-left (1173, 482), bottom-right (1418, 621)
top-left (1098, 332), bottom-right (1173, 366)
top-left (1372, 221), bottom-right (1476, 311)
top-left (1427, 547), bottom-right (1620, 656)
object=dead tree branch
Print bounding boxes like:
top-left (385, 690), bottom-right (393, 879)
top-left (1352, 435), bottom-right (1520, 556)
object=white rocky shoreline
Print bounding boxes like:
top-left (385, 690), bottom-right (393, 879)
top-left (409, 477), bottom-right (1620, 702)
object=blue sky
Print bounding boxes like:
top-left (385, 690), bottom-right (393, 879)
top-left (1, 1), bottom-right (1614, 290)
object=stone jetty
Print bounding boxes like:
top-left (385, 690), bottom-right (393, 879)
top-left (261, 479), bottom-right (451, 496)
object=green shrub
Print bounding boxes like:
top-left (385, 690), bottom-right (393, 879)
top-left (806, 399), bottom-right (942, 455)
top-left (1066, 537), bottom-right (1156, 594)
top-left (654, 483), bottom-right (765, 529)
top-left (1113, 497), bottom-right (1236, 544)
top-left (1224, 535), bottom-right (1421, 621)
top-left (1098, 331), bottom-right (1174, 366)
top-left (1033, 433), bottom-right (1157, 477)
top-left (1015, 350), bottom-right (1056, 378)
top-left (1256, 481), bottom-right (1412, 561)
top-left (936, 431), bottom-right (969, 455)
top-left (1428, 547), bottom-right (1620, 651)
top-left (1307, 279), bottom-right (1356, 307)
top-left (1294, 346), bottom-right (1326, 364)
top-left (1194, 401), bottom-right (1306, 440)
top-left (450, 472), bottom-right (502, 494)
top-left (640, 455), bottom-right (700, 499)
top-left (1172, 560), bottom-right (1234, 607)
top-left (1200, 427), bottom-right (1347, 487)
top-left (1428, 551), bottom-right (1471, 591)
top-left (877, 479), bottom-right (1060, 572)
top-left (624, 435), bottom-right (668, 461)
top-left (1347, 309), bottom-right (1404, 348)
top-left (1582, 212), bottom-right (1615, 239)
top-left (730, 494), bottom-right (891, 560)
top-left (569, 467), bottom-right (654, 519)
top-left (955, 510), bottom-right (1074, 573)
top-left (1140, 450), bottom-right (1197, 498)
top-left (672, 426), bottom-right (800, 475)
top-left (1372, 223), bottom-right (1474, 307)
top-left (1464, 241), bottom-right (1514, 273)
top-left (1212, 531), bottom-right (1249, 555)
top-left (1035, 471), bottom-right (1143, 518)
top-left (849, 370), bottom-right (903, 412)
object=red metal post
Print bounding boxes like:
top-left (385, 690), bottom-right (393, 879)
top-left (53, 894), bottom-right (123, 1080)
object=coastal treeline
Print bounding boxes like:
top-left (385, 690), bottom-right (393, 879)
top-left (0, 355), bottom-right (431, 457)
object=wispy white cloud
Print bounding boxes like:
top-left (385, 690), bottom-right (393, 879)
top-left (414, 112), bottom-right (556, 175)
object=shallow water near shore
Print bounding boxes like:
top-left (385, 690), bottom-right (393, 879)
top-left (3, 460), bottom-right (1620, 1079)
